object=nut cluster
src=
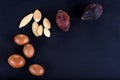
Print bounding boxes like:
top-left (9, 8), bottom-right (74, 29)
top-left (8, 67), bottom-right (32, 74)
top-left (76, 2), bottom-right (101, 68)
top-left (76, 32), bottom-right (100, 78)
top-left (19, 9), bottom-right (51, 38)
top-left (8, 34), bottom-right (45, 77)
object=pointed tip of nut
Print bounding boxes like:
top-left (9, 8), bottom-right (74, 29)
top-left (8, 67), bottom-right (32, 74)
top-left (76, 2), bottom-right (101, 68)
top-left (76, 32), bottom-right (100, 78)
top-left (35, 9), bottom-right (39, 11)
top-left (19, 25), bottom-right (22, 28)
top-left (19, 24), bottom-right (25, 28)
top-left (35, 18), bottom-right (40, 22)
top-left (43, 17), bottom-right (46, 20)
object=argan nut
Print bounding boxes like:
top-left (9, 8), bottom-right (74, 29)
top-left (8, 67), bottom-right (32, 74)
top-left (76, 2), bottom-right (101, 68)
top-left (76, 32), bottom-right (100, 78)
top-left (81, 3), bottom-right (103, 20)
top-left (33, 9), bottom-right (42, 22)
top-left (23, 43), bottom-right (34, 58)
top-left (56, 10), bottom-right (70, 32)
top-left (8, 54), bottom-right (25, 68)
top-left (44, 28), bottom-right (51, 38)
top-left (43, 17), bottom-right (51, 29)
top-left (37, 25), bottom-right (43, 37)
top-left (14, 34), bottom-right (29, 46)
top-left (32, 21), bottom-right (39, 37)
top-left (29, 64), bottom-right (45, 76)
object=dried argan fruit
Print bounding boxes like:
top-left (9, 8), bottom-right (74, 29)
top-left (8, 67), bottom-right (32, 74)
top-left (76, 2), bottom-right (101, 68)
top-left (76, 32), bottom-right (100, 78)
top-left (81, 3), bottom-right (103, 20)
top-left (32, 22), bottom-right (39, 37)
top-left (56, 10), bottom-right (70, 32)
top-left (33, 9), bottom-right (42, 22)
top-left (19, 13), bottom-right (33, 28)
top-left (43, 17), bottom-right (51, 29)
top-left (44, 28), bottom-right (51, 38)
top-left (37, 25), bottom-right (43, 37)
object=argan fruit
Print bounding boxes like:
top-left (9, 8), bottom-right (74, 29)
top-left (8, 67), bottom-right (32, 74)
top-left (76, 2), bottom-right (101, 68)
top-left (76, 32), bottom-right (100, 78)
top-left (81, 3), bottom-right (103, 20)
top-left (56, 10), bottom-right (70, 32)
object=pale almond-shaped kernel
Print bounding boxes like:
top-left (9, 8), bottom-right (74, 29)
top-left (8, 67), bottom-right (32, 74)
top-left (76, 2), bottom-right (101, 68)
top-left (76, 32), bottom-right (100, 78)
top-left (44, 28), bottom-right (51, 38)
top-left (32, 22), bottom-right (39, 37)
top-left (43, 17), bottom-right (51, 29)
top-left (37, 25), bottom-right (43, 37)
top-left (33, 9), bottom-right (42, 22)
top-left (19, 13), bottom-right (33, 28)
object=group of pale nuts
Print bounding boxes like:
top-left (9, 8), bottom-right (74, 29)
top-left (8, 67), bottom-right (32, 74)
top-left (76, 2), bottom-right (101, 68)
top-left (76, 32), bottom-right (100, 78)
top-left (19, 9), bottom-right (51, 38)
top-left (8, 34), bottom-right (45, 76)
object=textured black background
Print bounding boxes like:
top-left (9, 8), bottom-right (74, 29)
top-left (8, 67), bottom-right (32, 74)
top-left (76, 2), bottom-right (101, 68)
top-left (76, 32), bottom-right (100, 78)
top-left (0, 0), bottom-right (120, 80)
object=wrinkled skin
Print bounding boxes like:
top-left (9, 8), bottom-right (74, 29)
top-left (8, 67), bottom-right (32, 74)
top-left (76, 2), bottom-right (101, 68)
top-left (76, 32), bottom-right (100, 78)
top-left (56, 10), bottom-right (70, 32)
top-left (81, 3), bottom-right (103, 20)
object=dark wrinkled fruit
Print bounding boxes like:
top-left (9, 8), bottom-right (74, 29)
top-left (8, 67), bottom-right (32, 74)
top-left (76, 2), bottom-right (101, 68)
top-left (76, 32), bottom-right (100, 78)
top-left (56, 10), bottom-right (70, 32)
top-left (81, 3), bottom-right (103, 20)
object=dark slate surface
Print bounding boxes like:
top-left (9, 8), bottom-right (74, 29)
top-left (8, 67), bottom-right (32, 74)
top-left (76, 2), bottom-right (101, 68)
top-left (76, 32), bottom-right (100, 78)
top-left (0, 0), bottom-right (120, 80)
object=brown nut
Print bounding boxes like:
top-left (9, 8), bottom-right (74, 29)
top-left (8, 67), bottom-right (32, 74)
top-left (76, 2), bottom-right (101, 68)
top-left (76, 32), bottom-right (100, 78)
top-left (14, 34), bottom-right (29, 46)
top-left (8, 54), bottom-right (25, 68)
top-left (23, 43), bottom-right (34, 58)
top-left (56, 10), bottom-right (70, 32)
top-left (29, 64), bottom-right (45, 76)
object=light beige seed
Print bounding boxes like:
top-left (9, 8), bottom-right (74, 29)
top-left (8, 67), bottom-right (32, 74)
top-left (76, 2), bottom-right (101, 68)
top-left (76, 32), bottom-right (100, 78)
top-left (43, 17), bottom-right (51, 29)
top-left (33, 9), bottom-right (42, 22)
top-left (37, 25), bottom-right (43, 37)
top-left (32, 22), bottom-right (39, 37)
top-left (19, 13), bottom-right (33, 28)
top-left (44, 28), bottom-right (51, 38)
